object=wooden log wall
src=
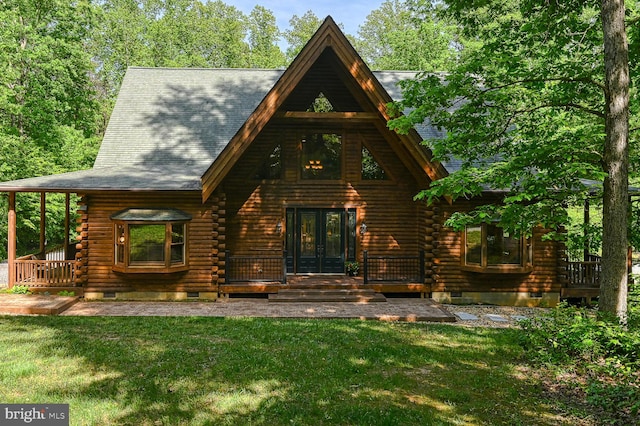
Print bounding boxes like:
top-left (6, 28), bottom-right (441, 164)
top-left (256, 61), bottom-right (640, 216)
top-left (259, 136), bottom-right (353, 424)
top-left (422, 205), bottom-right (439, 290)
top-left (211, 190), bottom-right (226, 286)
top-left (432, 198), bottom-right (562, 294)
top-left (222, 123), bottom-right (428, 265)
top-left (556, 225), bottom-right (569, 286)
top-left (75, 195), bottom-right (89, 286)
top-left (83, 192), bottom-right (215, 294)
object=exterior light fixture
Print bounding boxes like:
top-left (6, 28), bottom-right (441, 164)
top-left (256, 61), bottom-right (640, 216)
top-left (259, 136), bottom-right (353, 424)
top-left (276, 220), bottom-right (283, 234)
top-left (360, 222), bottom-right (367, 236)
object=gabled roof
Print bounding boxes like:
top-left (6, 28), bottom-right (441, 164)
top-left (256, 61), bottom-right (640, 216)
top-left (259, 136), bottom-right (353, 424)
top-left (0, 17), bottom-right (446, 194)
top-left (200, 16), bottom-right (446, 201)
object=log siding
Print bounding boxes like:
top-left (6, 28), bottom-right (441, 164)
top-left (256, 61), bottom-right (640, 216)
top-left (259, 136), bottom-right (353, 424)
top-left (83, 192), bottom-right (215, 294)
top-left (432, 199), bottom-right (561, 294)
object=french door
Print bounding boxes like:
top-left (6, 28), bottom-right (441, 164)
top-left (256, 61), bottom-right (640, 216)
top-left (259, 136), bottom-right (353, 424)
top-left (286, 208), bottom-right (356, 273)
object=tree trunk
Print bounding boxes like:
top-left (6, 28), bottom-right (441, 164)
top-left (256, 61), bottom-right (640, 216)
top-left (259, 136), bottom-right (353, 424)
top-left (599, 0), bottom-right (630, 323)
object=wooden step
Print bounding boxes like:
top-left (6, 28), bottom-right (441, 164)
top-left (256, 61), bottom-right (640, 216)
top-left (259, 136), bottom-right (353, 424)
top-left (269, 288), bottom-right (386, 303)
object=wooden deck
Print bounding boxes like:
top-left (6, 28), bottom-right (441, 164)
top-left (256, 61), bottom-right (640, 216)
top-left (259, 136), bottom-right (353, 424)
top-left (219, 274), bottom-right (429, 296)
top-left (0, 294), bottom-right (79, 315)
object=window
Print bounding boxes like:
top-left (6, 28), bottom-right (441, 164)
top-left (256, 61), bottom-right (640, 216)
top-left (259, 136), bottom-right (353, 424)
top-left (361, 145), bottom-right (388, 180)
top-left (254, 144), bottom-right (281, 180)
top-left (112, 208), bottom-right (190, 273)
top-left (462, 223), bottom-right (531, 273)
top-left (300, 133), bottom-right (342, 180)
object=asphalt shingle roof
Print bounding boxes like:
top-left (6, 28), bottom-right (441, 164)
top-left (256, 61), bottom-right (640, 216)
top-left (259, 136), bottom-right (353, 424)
top-left (0, 68), bottom-right (441, 192)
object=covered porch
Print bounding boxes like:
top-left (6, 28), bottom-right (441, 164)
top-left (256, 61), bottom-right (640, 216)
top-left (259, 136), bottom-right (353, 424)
top-left (5, 191), bottom-right (83, 295)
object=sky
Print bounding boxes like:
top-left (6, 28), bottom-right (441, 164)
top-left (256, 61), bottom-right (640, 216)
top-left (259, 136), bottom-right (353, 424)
top-left (229, 0), bottom-right (385, 37)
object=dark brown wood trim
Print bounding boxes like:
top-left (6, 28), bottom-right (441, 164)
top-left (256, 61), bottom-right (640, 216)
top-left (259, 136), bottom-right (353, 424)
top-left (40, 192), bottom-right (46, 255)
top-left (274, 111), bottom-right (378, 122)
top-left (8, 192), bottom-right (16, 287)
top-left (64, 193), bottom-right (71, 260)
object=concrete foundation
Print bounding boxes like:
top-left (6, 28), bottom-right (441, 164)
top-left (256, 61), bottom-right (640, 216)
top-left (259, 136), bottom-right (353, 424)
top-left (83, 291), bottom-right (219, 301)
top-left (431, 291), bottom-right (559, 307)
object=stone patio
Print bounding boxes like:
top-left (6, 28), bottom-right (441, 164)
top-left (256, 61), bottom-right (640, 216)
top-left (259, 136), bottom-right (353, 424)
top-left (0, 294), bottom-right (456, 322)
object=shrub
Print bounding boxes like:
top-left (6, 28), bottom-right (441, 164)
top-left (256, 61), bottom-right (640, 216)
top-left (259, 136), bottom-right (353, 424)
top-left (518, 291), bottom-right (640, 422)
top-left (8, 285), bottom-right (32, 295)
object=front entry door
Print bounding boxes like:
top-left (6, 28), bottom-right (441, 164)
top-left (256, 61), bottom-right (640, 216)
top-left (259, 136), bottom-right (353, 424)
top-left (296, 209), bottom-right (344, 273)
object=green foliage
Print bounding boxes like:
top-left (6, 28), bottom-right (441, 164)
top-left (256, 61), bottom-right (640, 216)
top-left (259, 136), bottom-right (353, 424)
top-left (247, 5), bottom-right (286, 68)
top-left (520, 304), bottom-right (638, 365)
top-left (355, 0), bottom-right (459, 71)
top-left (518, 290), bottom-right (640, 422)
top-left (56, 290), bottom-right (75, 297)
top-left (388, 0), bottom-right (638, 237)
top-left (0, 0), bottom-right (98, 260)
top-left (8, 285), bottom-right (32, 295)
top-left (283, 11), bottom-right (324, 62)
top-left (345, 261), bottom-right (359, 275)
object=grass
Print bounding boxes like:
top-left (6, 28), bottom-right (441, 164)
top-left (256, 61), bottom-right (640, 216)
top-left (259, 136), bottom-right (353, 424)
top-left (0, 316), bottom-right (574, 426)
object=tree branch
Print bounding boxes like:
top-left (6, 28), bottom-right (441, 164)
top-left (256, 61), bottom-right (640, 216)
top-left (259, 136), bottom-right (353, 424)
top-left (626, 15), bottom-right (640, 26)
top-left (480, 76), bottom-right (606, 95)
top-left (486, 101), bottom-right (605, 119)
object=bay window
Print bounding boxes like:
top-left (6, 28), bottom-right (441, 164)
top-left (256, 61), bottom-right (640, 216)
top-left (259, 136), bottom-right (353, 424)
top-left (112, 208), bottom-right (190, 273)
top-left (462, 223), bottom-right (532, 273)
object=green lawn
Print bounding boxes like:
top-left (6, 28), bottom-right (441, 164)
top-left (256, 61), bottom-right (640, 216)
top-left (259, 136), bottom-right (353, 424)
top-left (0, 317), bottom-right (575, 425)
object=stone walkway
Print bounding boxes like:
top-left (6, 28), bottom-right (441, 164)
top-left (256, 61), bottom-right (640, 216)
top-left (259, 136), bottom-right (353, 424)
top-left (60, 298), bottom-right (457, 322)
top-left (0, 293), bottom-right (550, 326)
top-left (0, 295), bottom-right (456, 322)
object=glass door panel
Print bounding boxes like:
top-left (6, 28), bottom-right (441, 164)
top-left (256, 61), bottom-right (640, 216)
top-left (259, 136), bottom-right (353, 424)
top-left (292, 209), bottom-right (346, 273)
top-left (297, 211), bottom-right (319, 273)
top-left (321, 211), bottom-right (344, 273)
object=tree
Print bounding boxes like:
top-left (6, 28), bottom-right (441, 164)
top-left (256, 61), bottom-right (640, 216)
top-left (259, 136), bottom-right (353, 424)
top-left (91, 0), bottom-right (262, 106)
top-left (389, 0), bottom-right (638, 322)
top-left (0, 0), bottom-right (100, 258)
top-left (283, 11), bottom-right (323, 63)
top-left (247, 6), bottom-right (286, 68)
top-left (355, 0), bottom-right (458, 71)
top-left (600, 0), bottom-right (630, 321)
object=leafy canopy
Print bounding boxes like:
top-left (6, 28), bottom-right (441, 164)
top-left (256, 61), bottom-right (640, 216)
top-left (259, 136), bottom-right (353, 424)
top-left (389, 0), bottom-right (638, 239)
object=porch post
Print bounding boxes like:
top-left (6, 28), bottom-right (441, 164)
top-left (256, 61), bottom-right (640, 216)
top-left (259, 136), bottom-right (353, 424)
top-left (64, 193), bottom-right (70, 260)
top-left (282, 250), bottom-right (287, 284)
top-left (583, 197), bottom-right (590, 261)
top-left (40, 192), bottom-right (46, 257)
top-left (363, 250), bottom-right (368, 284)
top-left (8, 192), bottom-right (16, 287)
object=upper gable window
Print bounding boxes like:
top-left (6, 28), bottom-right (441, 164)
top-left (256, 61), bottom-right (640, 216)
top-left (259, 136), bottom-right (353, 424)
top-left (301, 133), bottom-right (342, 180)
top-left (462, 223), bottom-right (532, 273)
top-left (361, 146), bottom-right (388, 180)
top-left (307, 92), bottom-right (334, 112)
top-left (255, 144), bottom-right (281, 180)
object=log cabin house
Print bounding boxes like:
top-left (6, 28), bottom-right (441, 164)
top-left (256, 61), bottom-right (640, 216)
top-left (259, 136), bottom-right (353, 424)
top-left (0, 17), bottom-right (596, 306)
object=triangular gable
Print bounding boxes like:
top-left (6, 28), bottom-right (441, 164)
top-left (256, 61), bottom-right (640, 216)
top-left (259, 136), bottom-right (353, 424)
top-left (200, 16), bottom-right (447, 202)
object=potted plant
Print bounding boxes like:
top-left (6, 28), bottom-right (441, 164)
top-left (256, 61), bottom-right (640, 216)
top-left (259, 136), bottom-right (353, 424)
top-left (345, 261), bottom-right (359, 276)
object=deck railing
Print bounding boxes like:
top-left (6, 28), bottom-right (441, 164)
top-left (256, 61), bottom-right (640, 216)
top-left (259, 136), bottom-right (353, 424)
top-left (14, 257), bottom-right (75, 286)
top-left (12, 242), bottom-right (77, 287)
top-left (225, 251), bottom-right (287, 284)
top-left (363, 250), bottom-right (425, 284)
top-left (566, 260), bottom-right (601, 289)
